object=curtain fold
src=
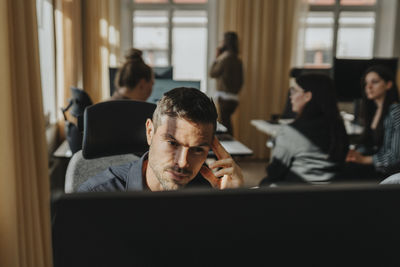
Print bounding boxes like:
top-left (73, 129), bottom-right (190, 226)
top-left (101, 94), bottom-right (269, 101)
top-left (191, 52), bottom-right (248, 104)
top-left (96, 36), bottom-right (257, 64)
top-left (55, 0), bottom-right (83, 134)
top-left (55, 0), bottom-right (120, 134)
top-left (217, 0), bottom-right (306, 159)
top-left (0, 0), bottom-right (52, 266)
top-left (83, 0), bottom-right (121, 103)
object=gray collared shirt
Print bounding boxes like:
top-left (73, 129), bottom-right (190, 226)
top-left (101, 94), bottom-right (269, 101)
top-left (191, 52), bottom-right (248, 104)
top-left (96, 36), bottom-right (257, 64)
top-left (78, 152), bottom-right (210, 192)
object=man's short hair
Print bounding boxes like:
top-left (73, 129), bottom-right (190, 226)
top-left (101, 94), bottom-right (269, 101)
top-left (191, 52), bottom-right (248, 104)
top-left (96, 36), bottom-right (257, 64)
top-left (152, 87), bottom-right (218, 133)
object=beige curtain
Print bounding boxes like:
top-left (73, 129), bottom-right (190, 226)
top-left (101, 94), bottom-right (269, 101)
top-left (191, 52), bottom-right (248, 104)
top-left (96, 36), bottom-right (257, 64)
top-left (0, 0), bottom-right (52, 266)
top-left (217, 0), bottom-right (305, 159)
top-left (83, 0), bottom-right (121, 103)
top-left (55, 0), bottom-right (84, 135)
top-left (55, 0), bottom-right (120, 134)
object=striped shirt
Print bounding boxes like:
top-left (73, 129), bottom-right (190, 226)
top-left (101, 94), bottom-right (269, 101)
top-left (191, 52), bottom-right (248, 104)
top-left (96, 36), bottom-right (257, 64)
top-left (373, 103), bottom-right (400, 172)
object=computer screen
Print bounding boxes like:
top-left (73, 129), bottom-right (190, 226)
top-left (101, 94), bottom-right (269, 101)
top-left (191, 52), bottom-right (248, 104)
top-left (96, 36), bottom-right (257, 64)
top-left (147, 79), bottom-right (201, 104)
top-left (153, 66), bottom-right (173, 79)
top-left (289, 67), bottom-right (333, 79)
top-left (109, 67), bottom-right (118, 96)
top-left (52, 185), bottom-right (400, 266)
top-left (333, 57), bottom-right (398, 102)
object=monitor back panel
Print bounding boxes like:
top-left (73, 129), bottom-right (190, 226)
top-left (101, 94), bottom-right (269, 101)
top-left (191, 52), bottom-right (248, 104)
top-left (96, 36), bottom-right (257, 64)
top-left (52, 185), bottom-right (400, 266)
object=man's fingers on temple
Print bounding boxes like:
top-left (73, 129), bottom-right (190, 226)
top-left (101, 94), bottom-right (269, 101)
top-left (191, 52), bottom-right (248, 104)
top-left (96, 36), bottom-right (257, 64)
top-left (214, 167), bottom-right (234, 178)
top-left (200, 165), bottom-right (219, 187)
top-left (208, 158), bottom-right (233, 169)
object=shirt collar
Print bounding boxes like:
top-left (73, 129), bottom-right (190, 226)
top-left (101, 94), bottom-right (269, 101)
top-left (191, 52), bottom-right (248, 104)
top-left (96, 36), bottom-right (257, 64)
top-left (126, 151), bottom-right (148, 191)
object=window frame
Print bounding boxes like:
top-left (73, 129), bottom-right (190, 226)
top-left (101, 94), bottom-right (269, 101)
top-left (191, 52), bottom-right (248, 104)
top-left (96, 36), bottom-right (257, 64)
top-left (36, 0), bottom-right (57, 127)
top-left (307, 0), bottom-right (379, 65)
top-left (130, 0), bottom-right (209, 67)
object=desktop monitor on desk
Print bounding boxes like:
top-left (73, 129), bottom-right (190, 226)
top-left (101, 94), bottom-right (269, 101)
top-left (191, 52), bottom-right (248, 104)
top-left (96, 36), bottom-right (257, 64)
top-left (333, 57), bottom-right (398, 102)
top-left (153, 66), bottom-right (173, 79)
top-left (109, 66), bottom-right (174, 96)
top-left (52, 185), bottom-right (400, 266)
top-left (147, 79), bottom-right (201, 104)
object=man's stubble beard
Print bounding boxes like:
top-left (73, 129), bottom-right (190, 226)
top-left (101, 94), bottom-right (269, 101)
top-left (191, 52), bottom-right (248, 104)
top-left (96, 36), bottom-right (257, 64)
top-left (148, 160), bottom-right (184, 191)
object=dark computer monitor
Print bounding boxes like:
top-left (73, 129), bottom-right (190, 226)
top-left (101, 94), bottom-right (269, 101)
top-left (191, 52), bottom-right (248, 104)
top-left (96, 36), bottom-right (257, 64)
top-left (289, 67), bottom-right (333, 79)
top-left (109, 67), bottom-right (118, 96)
top-left (333, 57), bottom-right (398, 102)
top-left (153, 66), bottom-right (173, 79)
top-left (52, 185), bottom-right (400, 267)
top-left (147, 79), bottom-right (201, 104)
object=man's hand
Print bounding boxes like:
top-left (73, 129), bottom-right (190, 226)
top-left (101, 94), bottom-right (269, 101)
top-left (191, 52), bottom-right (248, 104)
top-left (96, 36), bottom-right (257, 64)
top-left (200, 136), bottom-right (244, 189)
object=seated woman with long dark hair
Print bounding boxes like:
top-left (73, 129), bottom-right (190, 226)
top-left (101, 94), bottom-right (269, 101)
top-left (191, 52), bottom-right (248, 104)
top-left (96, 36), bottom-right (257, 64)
top-left (260, 73), bottom-right (349, 186)
top-left (346, 65), bottom-right (400, 179)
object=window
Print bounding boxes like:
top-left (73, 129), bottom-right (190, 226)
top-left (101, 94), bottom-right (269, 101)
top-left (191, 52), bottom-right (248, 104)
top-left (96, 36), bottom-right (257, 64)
top-left (302, 0), bottom-right (377, 68)
top-left (133, 10), bottom-right (169, 66)
top-left (36, 0), bottom-right (56, 125)
top-left (132, 0), bottom-right (208, 91)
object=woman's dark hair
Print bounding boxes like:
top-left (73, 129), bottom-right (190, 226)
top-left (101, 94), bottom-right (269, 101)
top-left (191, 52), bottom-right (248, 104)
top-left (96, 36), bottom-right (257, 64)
top-left (223, 32), bottom-right (239, 55)
top-left (360, 65), bottom-right (399, 147)
top-left (295, 73), bottom-right (348, 161)
top-left (115, 48), bottom-right (153, 91)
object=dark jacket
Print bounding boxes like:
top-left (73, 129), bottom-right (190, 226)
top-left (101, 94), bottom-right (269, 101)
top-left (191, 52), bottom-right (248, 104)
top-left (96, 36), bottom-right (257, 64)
top-left (209, 51), bottom-right (244, 95)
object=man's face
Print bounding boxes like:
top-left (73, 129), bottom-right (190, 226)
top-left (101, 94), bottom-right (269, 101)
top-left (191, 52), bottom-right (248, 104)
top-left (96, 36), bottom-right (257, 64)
top-left (145, 116), bottom-right (214, 191)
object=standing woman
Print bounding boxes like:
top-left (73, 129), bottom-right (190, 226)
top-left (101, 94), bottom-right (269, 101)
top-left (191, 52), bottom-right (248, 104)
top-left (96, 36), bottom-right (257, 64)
top-left (346, 65), bottom-right (400, 177)
top-left (209, 31), bottom-right (244, 135)
top-left (260, 73), bottom-right (349, 186)
top-left (111, 48), bottom-right (154, 101)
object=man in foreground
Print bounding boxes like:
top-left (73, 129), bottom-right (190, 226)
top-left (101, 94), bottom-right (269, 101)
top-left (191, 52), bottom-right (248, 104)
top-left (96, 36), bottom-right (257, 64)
top-left (78, 87), bottom-right (243, 192)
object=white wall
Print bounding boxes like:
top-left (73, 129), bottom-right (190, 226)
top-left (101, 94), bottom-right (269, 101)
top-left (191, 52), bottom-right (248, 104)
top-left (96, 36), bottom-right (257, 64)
top-left (374, 0), bottom-right (398, 57)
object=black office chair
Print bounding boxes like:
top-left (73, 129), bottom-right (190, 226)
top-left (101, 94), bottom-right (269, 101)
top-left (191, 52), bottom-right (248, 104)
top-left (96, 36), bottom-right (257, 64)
top-left (61, 87), bottom-right (93, 154)
top-left (64, 100), bottom-right (156, 193)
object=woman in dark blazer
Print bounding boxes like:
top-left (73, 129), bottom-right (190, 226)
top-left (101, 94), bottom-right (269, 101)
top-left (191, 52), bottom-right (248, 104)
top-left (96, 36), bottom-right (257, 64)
top-left (346, 65), bottom-right (400, 178)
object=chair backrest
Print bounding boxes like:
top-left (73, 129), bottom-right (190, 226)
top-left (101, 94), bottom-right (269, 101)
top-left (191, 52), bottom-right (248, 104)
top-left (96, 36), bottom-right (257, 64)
top-left (64, 100), bottom-right (156, 193)
top-left (82, 100), bottom-right (156, 159)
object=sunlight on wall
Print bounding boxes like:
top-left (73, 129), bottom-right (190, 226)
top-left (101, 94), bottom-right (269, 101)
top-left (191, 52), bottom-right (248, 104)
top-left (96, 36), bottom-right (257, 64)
top-left (55, 8), bottom-right (65, 122)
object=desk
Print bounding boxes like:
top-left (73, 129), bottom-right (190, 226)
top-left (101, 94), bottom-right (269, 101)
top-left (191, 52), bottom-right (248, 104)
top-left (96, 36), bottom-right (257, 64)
top-left (54, 136), bottom-right (253, 159)
top-left (251, 119), bottom-right (363, 138)
top-left (53, 140), bottom-right (73, 158)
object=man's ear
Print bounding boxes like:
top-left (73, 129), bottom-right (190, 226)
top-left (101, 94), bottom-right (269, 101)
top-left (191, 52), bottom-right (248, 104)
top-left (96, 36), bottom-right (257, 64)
top-left (145, 118), bottom-right (154, 146)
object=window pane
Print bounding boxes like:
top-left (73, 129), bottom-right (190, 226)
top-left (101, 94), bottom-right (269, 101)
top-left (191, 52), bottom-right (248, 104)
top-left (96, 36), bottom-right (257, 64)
top-left (336, 12), bottom-right (375, 58)
top-left (143, 50), bottom-right (169, 66)
top-left (340, 0), bottom-right (376, 6)
top-left (133, 10), bottom-right (169, 66)
top-left (37, 0), bottom-right (56, 124)
top-left (134, 0), bottom-right (168, 3)
top-left (172, 10), bottom-right (207, 91)
top-left (308, 0), bottom-right (335, 5)
top-left (173, 0), bottom-right (207, 3)
top-left (304, 12), bottom-right (334, 67)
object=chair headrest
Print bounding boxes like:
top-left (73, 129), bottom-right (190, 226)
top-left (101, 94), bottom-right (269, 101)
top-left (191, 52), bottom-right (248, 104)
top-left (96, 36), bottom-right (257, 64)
top-left (82, 100), bottom-right (156, 159)
top-left (70, 87), bottom-right (93, 117)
